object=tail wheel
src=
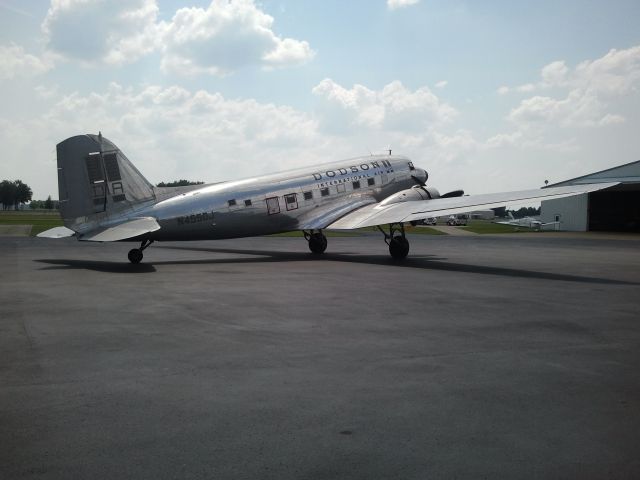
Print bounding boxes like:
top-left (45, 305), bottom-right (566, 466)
top-left (389, 235), bottom-right (409, 260)
top-left (128, 248), bottom-right (143, 264)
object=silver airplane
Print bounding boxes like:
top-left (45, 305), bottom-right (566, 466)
top-left (39, 133), bottom-right (615, 263)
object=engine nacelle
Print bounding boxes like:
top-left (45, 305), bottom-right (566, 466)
top-left (379, 185), bottom-right (440, 206)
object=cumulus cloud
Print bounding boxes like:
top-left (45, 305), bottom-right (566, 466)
top-left (42, 0), bottom-right (159, 65)
top-left (491, 44), bottom-right (640, 153)
top-left (0, 43), bottom-right (52, 80)
top-left (312, 78), bottom-right (457, 133)
top-left (9, 82), bottom-right (320, 193)
top-left (387, 0), bottom-right (420, 10)
top-left (40, 0), bottom-right (314, 74)
top-left (157, 0), bottom-right (314, 75)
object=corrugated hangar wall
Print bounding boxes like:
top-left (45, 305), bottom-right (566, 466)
top-left (541, 194), bottom-right (588, 231)
top-left (541, 160), bottom-right (640, 232)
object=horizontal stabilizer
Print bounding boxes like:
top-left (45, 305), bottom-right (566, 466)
top-left (79, 217), bottom-right (160, 242)
top-left (37, 226), bottom-right (76, 238)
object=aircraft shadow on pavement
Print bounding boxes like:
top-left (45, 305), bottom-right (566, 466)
top-left (167, 245), bottom-right (640, 285)
top-left (35, 244), bottom-right (634, 285)
top-left (36, 259), bottom-right (157, 273)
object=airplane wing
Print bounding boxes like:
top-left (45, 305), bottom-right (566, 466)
top-left (327, 182), bottom-right (617, 230)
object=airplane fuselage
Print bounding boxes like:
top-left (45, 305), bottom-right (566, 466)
top-left (141, 155), bottom-right (419, 241)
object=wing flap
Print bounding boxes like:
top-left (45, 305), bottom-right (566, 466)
top-left (328, 182), bottom-right (618, 230)
top-left (78, 217), bottom-right (161, 242)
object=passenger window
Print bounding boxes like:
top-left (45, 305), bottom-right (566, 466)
top-left (303, 191), bottom-right (313, 200)
top-left (352, 181), bottom-right (361, 189)
top-left (367, 178), bottom-right (375, 186)
top-left (228, 199), bottom-right (237, 206)
top-left (244, 199), bottom-right (252, 206)
top-left (320, 187), bottom-right (329, 197)
top-left (337, 184), bottom-right (346, 193)
top-left (284, 193), bottom-right (298, 211)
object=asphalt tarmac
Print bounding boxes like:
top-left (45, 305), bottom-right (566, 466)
top-left (2, 233), bottom-right (640, 479)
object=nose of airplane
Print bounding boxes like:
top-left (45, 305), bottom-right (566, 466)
top-left (412, 167), bottom-right (428, 185)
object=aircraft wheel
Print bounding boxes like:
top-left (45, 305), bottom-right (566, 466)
top-left (389, 235), bottom-right (409, 260)
top-left (128, 248), bottom-right (143, 264)
top-left (308, 233), bottom-right (327, 254)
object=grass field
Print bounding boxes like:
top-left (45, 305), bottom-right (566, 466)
top-left (0, 211), bottom-right (63, 236)
top-left (461, 220), bottom-right (536, 234)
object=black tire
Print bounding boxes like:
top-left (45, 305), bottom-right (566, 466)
top-left (128, 248), bottom-right (143, 264)
top-left (308, 233), bottom-right (327, 254)
top-left (389, 235), bottom-right (409, 260)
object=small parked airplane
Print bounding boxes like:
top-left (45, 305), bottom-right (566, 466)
top-left (495, 212), bottom-right (560, 230)
top-left (39, 133), bottom-right (615, 263)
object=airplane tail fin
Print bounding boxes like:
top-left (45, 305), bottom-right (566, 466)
top-left (56, 134), bottom-right (156, 232)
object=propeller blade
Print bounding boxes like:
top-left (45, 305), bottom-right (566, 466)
top-left (441, 189), bottom-right (465, 198)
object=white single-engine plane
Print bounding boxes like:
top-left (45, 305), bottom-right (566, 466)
top-left (495, 212), bottom-right (560, 230)
top-left (39, 134), bottom-right (615, 263)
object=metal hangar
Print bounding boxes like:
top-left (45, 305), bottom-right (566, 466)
top-left (540, 160), bottom-right (640, 232)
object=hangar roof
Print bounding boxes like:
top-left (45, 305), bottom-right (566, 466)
top-left (547, 159), bottom-right (640, 187)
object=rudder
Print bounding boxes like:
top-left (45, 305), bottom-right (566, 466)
top-left (57, 133), bottom-right (155, 231)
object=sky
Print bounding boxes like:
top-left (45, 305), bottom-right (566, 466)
top-left (1, 0), bottom-right (640, 200)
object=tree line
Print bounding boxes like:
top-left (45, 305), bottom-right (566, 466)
top-left (0, 180), bottom-right (32, 210)
top-left (156, 179), bottom-right (204, 187)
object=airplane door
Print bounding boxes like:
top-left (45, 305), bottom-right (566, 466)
top-left (266, 196), bottom-right (280, 215)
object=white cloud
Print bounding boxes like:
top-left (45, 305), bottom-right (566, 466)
top-left (387, 0), bottom-right (420, 10)
top-left (435, 80), bottom-right (448, 89)
top-left (40, 0), bottom-right (313, 74)
top-left (42, 0), bottom-right (159, 65)
top-left (495, 44), bottom-right (640, 150)
top-left (312, 78), bottom-right (457, 132)
top-left (0, 43), bottom-right (52, 80)
top-left (157, 0), bottom-right (314, 76)
top-left (540, 60), bottom-right (569, 87)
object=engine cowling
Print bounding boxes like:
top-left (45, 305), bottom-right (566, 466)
top-left (379, 185), bottom-right (440, 206)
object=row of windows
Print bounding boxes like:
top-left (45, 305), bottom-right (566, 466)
top-left (227, 177), bottom-right (378, 207)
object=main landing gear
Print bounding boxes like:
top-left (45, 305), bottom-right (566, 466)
top-left (377, 223), bottom-right (410, 260)
top-left (303, 230), bottom-right (327, 254)
top-left (128, 239), bottom-right (154, 264)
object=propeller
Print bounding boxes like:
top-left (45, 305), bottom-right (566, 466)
top-left (440, 189), bottom-right (464, 198)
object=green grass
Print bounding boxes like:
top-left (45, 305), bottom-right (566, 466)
top-left (461, 220), bottom-right (536, 234)
top-left (0, 210), bottom-right (63, 236)
top-left (270, 225), bottom-right (448, 237)
top-left (405, 226), bottom-right (448, 235)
